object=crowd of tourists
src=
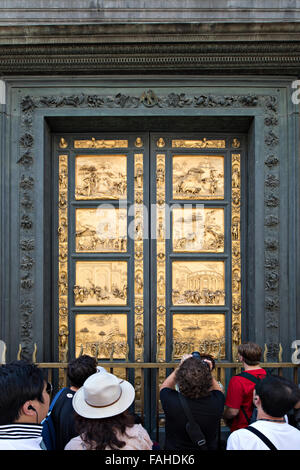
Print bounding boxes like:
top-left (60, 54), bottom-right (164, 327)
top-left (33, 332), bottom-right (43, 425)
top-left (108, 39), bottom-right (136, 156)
top-left (0, 342), bottom-right (299, 451)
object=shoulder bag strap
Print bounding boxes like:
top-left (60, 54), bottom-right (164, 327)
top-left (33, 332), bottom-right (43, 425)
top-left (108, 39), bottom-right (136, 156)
top-left (246, 425), bottom-right (277, 450)
top-left (178, 393), bottom-right (207, 449)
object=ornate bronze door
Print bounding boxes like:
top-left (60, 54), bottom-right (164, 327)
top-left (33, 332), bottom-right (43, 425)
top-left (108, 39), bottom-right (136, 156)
top-left (151, 134), bottom-right (243, 366)
top-left (54, 132), bottom-right (243, 416)
top-left (55, 133), bottom-right (151, 368)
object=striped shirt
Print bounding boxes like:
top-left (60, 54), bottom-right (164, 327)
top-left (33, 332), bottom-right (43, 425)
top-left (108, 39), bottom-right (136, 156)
top-left (0, 424), bottom-right (44, 450)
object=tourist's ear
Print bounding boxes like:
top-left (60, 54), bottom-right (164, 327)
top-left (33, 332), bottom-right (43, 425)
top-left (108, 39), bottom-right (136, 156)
top-left (21, 401), bottom-right (36, 417)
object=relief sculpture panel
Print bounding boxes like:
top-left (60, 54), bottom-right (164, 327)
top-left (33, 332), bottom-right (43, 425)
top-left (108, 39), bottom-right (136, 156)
top-left (172, 155), bottom-right (224, 200)
top-left (173, 314), bottom-right (226, 360)
top-left (74, 261), bottom-right (127, 306)
top-left (76, 208), bottom-right (127, 252)
top-left (172, 261), bottom-right (225, 306)
top-left (75, 154), bottom-right (127, 199)
top-left (172, 207), bottom-right (224, 252)
top-left (75, 314), bottom-right (128, 360)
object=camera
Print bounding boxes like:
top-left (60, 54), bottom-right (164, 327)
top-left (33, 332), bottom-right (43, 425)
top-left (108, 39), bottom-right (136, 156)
top-left (191, 352), bottom-right (216, 371)
top-left (191, 351), bottom-right (201, 359)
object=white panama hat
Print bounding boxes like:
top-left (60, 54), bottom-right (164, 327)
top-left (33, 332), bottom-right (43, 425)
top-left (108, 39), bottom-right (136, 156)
top-left (96, 365), bottom-right (107, 374)
top-left (72, 372), bottom-right (135, 419)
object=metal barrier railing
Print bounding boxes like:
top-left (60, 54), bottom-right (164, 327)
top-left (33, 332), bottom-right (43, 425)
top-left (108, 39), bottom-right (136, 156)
top-left (35, 361), bottom-right (300, 441)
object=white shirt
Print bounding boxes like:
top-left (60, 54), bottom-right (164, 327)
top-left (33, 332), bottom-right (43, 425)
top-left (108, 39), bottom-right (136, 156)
top-left (0, 424), bottom-right (44, 450)
top-left (227, 420), bottom-right (300, 450)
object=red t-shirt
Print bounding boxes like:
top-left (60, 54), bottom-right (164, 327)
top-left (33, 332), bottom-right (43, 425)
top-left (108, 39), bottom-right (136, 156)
top-left (225, 368), bottom-right (267, 432)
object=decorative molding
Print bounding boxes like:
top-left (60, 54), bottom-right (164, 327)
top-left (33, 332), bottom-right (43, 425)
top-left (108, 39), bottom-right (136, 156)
top-left (20, 92), bottom-right (266, 112)
top-left (3, 38), bottom-right (300, 75)
top-left (263, 92), bottom-right (280, 352)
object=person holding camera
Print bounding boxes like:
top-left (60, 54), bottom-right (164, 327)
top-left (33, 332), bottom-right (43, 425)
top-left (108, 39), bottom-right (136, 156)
top-left (159, 353), bottom-right (224, 451)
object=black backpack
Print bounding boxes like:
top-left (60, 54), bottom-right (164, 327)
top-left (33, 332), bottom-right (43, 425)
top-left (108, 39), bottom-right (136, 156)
top-left (237, 372), bottom-right (263, 425)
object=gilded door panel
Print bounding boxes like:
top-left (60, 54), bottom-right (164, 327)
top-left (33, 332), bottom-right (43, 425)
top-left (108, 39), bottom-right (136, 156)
top-left (76, 208), bottom-right (127, 253)
top-left (172, 261), bottom-right (225, 306)
top-left (172, 154), bottom-right (224, 200)
top-left (74, 261), bottom-right (128, 306)
top-left (172, 314), bottom-right (226, 360)
top-left (75, 154), bottom-right (127, 199)
top-left (172, 207), bottom-right (224, 253)
top-left (75, 314), bottom-right (128, 360)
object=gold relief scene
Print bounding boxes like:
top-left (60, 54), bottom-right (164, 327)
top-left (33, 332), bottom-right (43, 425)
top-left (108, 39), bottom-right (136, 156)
top-left (173, 314), bottom-right (226, 359)
top-left (75, 154), bottom-right (127, 199)
top-left (74, 261), bottom-right (127, 306)
top-left (75, 314), bottom-right (128, 359)
top-left (172, 261), bottom-right (225, 305)
top-left (76, 208), bottom-right (127, 252)
top-left (172, 207), bottom-right (224, 252)
top-left (172, 155), bottom-right (224, 199)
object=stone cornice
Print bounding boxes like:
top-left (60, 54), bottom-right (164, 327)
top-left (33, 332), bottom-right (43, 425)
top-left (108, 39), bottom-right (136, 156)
top-left (1, 23), bottom-right (300, 75)
top-left (1, 22), bottom-right (300, 45)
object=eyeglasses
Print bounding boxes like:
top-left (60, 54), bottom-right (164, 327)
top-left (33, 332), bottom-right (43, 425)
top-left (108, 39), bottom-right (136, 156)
top-left (46, 382), bottom-right (53, 395)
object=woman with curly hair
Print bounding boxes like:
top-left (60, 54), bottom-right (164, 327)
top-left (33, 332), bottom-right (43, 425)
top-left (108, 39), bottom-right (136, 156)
top-left (160, 355), bottom-right (224, 450)
top-left (64, 372), bottom-right (152, 450)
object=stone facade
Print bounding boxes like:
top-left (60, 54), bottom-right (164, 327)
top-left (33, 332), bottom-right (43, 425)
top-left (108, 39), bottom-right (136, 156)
top-left (0, 4), bottom-right (299, 367)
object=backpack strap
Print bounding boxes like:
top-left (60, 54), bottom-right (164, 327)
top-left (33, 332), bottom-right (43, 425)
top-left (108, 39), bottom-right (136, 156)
top-left (237, 373), bottom-right (261, 423)
top-left (238, 372), bottom-right (261, 385)
top-left (246, 425), bottom-right (277, 450)
top-left (49, 387), bottom-right (68, 412)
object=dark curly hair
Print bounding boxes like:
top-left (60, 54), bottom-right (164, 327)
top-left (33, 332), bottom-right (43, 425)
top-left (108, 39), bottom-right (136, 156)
top-left (67, 355), bottom-right (97, 388)
top-left (175, 357), bottom-right (213, 399)
top-left (74, 410), bottom-right (135, 450)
